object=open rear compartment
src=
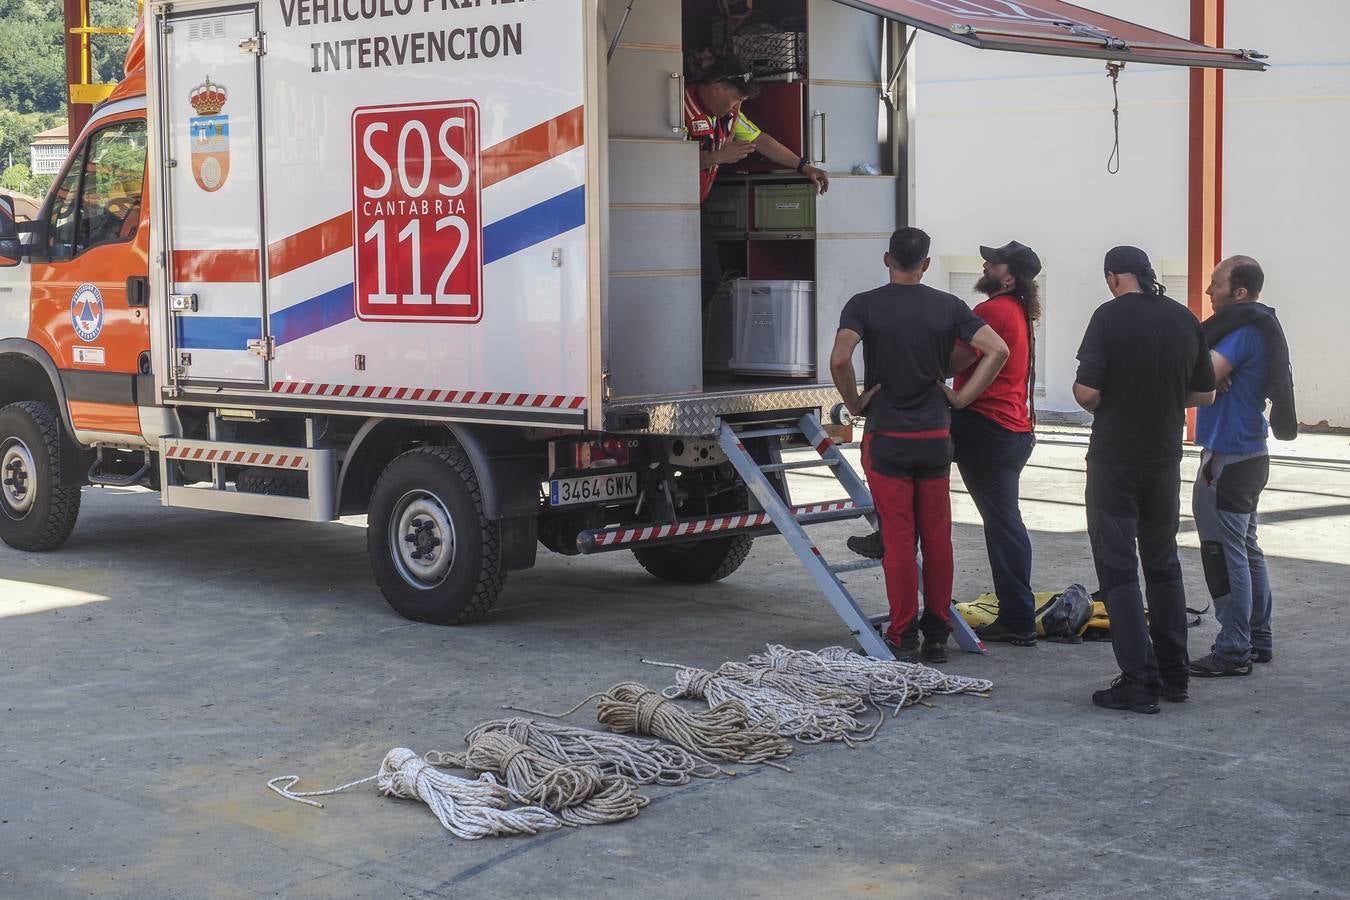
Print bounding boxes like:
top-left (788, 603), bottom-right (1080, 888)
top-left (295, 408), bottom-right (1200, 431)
top-left (602, 0), bottom-right (909, 432)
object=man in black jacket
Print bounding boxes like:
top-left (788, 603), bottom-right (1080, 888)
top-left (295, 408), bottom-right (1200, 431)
top-left (1190, 256), bottom-right (1295, 677)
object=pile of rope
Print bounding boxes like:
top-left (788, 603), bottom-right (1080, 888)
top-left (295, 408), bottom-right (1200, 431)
top-left (747, 645), bottom-right (994, 713)
top-left (427, 732), bottom-right (648, 826)
top-left (714, 661), bottom-right (868, 712)
top-left (265, 648), bottom-right (996, 840)
top-left (645, 660), bottom-right (881, 747)
top-left (466, 717), bottom-right (723, 786)
top-left (511, 681), bottom-right (793, 768)
top-left (267, 747), bottom-right (561, 840)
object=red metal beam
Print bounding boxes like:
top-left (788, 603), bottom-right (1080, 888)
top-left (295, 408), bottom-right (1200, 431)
top-left (1188, 0), bottom-right (1224, 437)
top-left (64, 0), bottom-right (93, 140)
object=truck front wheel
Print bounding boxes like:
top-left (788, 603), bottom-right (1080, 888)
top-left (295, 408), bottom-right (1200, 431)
top-left (366, 445), bottom-right (503, 625)
top-left (0, 401), bottom-right (82, 551)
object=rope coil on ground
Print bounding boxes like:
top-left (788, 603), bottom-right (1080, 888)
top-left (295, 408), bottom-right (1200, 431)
top-left (429, 732), bottom-right (648, 826)
top-left (266, 747), bottom-right (562, 840)
top-left (507, 681), bottom-right (794, 768)
top-left (466, 717), bottom-right (723, 785)
top-left (714, 661), bottom-right (869, 712)
top-left (644, 660), bottom-right (882, 747)
top-left (747, 645), bottom-right (994, 713)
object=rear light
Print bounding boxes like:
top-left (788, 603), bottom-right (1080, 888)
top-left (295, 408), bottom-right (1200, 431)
top-left (573, 437), bottom-right (630, 470)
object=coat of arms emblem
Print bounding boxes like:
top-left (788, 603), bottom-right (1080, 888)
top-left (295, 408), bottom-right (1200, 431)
top-left (189, 77), bottom-right (230, 192)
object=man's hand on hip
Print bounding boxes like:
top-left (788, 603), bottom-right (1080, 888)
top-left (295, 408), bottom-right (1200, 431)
top-left (847, 384), bottom-right (881, 417)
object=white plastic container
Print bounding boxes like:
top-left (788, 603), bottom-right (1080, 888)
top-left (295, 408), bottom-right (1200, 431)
top-left (730, 279), bottom-right (815, 377)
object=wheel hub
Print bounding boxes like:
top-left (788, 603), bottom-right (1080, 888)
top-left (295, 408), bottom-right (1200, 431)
top-left (390, 491), bottom-right (457, 588)
top-left (1, 439), bottom-right (37, 517)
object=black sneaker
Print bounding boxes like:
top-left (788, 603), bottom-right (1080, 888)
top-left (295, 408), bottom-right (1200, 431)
top-left (976, 620), bottom-right (1037, 647)
top-left (884, 636), bottom-right (920, 662)
top-left (1092, 675), bottom-right (1160, 714)
top-left (1251, 648), bottom-right (1273, 664)
top-left (1161, 681), bottom-right (1189, 703)
top-left (921, 640), bottom-right (948, 665)
top-left (847, 530), bottom-right (884, 560)
top-left (1190, 653), bottom-right (1252, 677)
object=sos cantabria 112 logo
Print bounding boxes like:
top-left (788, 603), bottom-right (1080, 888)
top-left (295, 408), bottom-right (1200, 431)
top-left (71, 283), bottom-right (104, 343)
top-left (189, 77), bottom-right (230, 192)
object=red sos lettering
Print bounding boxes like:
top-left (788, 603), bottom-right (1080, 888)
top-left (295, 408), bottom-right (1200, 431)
top-left (352, 101), bottom-right (482, 323)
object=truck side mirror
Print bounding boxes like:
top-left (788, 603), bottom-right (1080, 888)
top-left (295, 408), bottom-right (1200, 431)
top-left (0, 196), bottom-right (20, 268)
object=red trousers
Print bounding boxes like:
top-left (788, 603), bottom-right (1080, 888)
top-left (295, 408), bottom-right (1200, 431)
top-left (861, 431), bottom-right (955, 644)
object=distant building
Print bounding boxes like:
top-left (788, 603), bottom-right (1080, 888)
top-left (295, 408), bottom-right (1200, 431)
top-left (29, 125), bottom-right (69, 176)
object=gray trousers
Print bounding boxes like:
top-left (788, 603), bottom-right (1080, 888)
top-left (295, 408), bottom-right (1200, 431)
top-left (1192, 450), bottom-right (1273, 664)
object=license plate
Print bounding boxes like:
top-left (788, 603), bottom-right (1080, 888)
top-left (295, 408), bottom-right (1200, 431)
top-left (549, 472), bottom-right (638, 507)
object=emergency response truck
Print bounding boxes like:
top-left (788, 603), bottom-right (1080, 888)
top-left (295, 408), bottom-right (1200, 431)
top-left (0, 0), bottom-right (1263, 657)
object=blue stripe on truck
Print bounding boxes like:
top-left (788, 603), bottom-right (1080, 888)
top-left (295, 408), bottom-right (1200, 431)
top-left (271, 283), bottom-right (355, 347)
top-left (482, 185), bottom-right (586, 265)
top-left (175, 316), bottom-right (260, 351)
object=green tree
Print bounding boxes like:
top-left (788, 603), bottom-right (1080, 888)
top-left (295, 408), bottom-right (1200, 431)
top-left (0, 108), bottom-right (63, 171)
top-left (0, 162), bottom-right (31, 191)
top-left (0, 0), bottom-right (135, 115)
top-left (0, 162), bottom-right (52, 198)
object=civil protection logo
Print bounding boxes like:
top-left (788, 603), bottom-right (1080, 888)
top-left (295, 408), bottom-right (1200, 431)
top-left (189, 76), bottom-right (230, 192)
top-left (71, 283), bottom-right (104, 343)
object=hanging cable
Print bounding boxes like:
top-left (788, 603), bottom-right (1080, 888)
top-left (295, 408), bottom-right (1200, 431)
top-left (1106, 62), bottom-right (1125, 175)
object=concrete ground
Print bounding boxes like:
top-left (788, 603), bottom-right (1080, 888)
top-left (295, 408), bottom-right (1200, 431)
top-left (2, 428), bottom-right (1348, 899)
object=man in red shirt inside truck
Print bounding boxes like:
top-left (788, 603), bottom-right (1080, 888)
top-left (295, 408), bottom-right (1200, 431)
top-left (684, 55), bottom-right (828, 305)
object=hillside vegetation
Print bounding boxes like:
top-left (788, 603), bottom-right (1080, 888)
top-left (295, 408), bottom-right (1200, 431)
top-left (0, 0), bottom-right (133, 196)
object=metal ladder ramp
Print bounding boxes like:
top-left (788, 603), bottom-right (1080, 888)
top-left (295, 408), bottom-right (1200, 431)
top-left (717, 412), bottom-right (985, 659)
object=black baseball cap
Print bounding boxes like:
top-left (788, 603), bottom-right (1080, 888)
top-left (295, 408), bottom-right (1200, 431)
top-left (1103, 245), bottom-right (1152, 275)
top-left (705, 54), bottom-right (761, 98)
top-left (981, 241), bottom-right (1042, 278)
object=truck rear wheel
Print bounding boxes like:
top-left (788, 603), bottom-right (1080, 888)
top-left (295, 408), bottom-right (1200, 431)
top-left (633, 534), bottom-right (754, 584)
top-left (0, 401), bottom-right (82, 552)
top-left (366, 445), bottom-right (503, 625)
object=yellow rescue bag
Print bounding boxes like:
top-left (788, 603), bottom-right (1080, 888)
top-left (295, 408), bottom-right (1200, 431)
top-left (955, 584), bottom-right (1094, 639)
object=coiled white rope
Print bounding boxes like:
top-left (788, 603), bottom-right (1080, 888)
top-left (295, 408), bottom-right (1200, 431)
top-left (426, 732), bottom-right (649, 826)
top-left (643, 660), bottom-right (882, 747)
top-left (267, 747), bottom-right (561, 840)
top-left (714, 661), bottom-right (869, 712)
top-left (746, 645), bottom-right (994, 713)
top-left (466, 717), bottom-right (724, 786)
top-left (507, 681), bottom-right (794, 768)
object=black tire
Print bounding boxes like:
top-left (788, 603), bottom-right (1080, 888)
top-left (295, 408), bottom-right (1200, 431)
top-left (0, 401), bottom-right (81, 551)
top-left (235, 467), bottom-right (307, 497)
top-left (366, 445), bottom-right (503, 625)
top-left (633, 533), bottom-right (754, 584)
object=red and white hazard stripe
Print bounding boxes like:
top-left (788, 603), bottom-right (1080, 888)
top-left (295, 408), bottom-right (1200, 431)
top-left (271, 381), bottom-right (586, 410)
top-left (163, 444), bottom-right (310, 470)
top-left (591, 500), bottom-right (858, 549)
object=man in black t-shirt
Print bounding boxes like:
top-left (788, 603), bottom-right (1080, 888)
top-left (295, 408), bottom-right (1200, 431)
top-left (1074, 245), bottom-right (1216, 714)
top-left (832, 228), bottom-right (1010, 662)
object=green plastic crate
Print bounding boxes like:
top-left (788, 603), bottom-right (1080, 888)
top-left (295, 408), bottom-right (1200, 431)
top-left (753, 183), bottom-right (816, 232)
top-left (703, 184), bottom-right (747, 232)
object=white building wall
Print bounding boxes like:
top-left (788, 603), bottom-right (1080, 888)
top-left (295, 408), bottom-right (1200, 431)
top-left (912, 0), bottom-right (1350, 426)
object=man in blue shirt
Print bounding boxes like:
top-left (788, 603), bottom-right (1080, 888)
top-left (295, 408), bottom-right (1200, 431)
top-left (1190, 256), bottom-right (1275, 677)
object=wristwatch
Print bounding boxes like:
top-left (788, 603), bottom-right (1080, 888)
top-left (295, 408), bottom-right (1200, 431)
top-left (796, 157), bottom-right (809, 173)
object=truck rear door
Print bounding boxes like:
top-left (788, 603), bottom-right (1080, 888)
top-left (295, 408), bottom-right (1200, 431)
top-left (160, 6), bottom-right (269, 388)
